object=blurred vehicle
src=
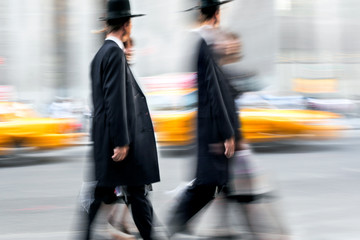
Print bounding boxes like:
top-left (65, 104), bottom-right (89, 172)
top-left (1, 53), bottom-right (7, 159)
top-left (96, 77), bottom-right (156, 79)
top-left (240, 108), bottom-right (345, 143)
top-left (239, 92), bottom-right (347, 143)
top-left (147, 88), bottom-right (197, 147)
top-left (306, 97), bottom-right (358, 116)
top-left (48, 97), bottom-right (90, 132)
top-left (0, 102), bottom-right (85, 156)
top-left (146, 85), bottom-right (347, 147)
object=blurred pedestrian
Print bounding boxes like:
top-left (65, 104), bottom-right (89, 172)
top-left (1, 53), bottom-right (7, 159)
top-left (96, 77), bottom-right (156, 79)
top-left (124, 37), bottom-right (134, 65)
top-left (207, 15), bottom-right (291, 240)
top-left (167, 2), bottom-right (291, 238)
top-left (85, 0), bottom-right (160, 240)
top-left (168, 0), bottom-right (246, 236)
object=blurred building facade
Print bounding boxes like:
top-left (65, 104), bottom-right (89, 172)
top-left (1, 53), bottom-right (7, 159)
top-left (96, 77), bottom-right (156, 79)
top-left (0, 0), bottom-right (104, 110)
top-left (276, 0), bottom-right (360, 98)
top-left (0, 0), bottom-right (276, 110)
top-left (1, 0), bottom-right (359, 112)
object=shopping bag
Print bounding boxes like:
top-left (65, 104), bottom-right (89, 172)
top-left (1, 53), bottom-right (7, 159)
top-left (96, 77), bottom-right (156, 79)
top-left (227, 149), bottom-right (271, 196)
top-left (79, 181), bottom-right (97, 212)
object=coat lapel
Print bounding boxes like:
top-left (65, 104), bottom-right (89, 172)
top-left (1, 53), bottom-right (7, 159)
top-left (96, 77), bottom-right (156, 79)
top-left (106, 40), bottom-right (144, 95)
top-left (127, 64), bottom-right (145, 97)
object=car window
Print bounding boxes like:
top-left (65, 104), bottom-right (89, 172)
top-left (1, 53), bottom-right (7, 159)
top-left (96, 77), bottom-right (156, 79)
top-left (237, 94), bottom-right (273, 109)
top-left (262, 95), bottom-right (306, 110)
top-left (148, 90), bottom-right (197, 112)
top-left (237, 93), bottom-right (307, 110)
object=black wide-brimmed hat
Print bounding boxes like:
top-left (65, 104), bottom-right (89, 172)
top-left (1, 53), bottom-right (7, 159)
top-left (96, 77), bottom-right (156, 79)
top-left (100, 0), bottom-right (144, 21)
top-left (184, 0), bottom-right (233, 12)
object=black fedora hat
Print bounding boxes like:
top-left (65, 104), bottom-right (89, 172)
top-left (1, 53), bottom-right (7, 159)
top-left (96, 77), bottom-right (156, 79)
top-left (184, 0), bottom-right (233, 12)
top-left (100, 0), bottom-right (144, 21)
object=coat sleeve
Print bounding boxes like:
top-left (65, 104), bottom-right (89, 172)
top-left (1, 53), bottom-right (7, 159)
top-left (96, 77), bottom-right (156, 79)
top-left (233, 108), bottom-right (243, 141)
top-left (203, 43), bottom-right (234, 141)
top-left (102, 48), bottom-right (130, 147)
top-left (223, 75), bottom-right (243, 141)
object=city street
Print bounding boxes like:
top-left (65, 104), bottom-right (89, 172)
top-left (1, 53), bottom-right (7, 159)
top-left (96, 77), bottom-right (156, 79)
top-left (1, 1), bottom-right (360, 240)
top-left (0, 131), bottom-right (359, 240)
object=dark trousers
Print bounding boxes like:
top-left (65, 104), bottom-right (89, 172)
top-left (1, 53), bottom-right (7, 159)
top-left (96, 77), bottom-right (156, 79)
top-left (168, 184), bottom-right (218, 235)
top-left (84, 185), bottom-right (154, 240)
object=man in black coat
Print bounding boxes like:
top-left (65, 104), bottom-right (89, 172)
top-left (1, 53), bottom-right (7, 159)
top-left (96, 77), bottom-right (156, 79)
top-left (85, 1), bottom-right (160, 239)
top-left (168, 0), bottom-right (244, 236)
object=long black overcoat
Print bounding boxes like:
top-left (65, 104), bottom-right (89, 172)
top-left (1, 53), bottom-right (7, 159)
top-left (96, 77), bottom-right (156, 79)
top-left (195, 39), bottom-right (241, 186)
top-left (90, 40), bottom-right (160, 187)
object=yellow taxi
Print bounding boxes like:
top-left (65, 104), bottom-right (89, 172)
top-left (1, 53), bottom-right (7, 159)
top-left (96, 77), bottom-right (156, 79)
top-left (147, 88), bottom-right (197, 147)
top-left (147, 89), bottom-right (346, 146)
top-left (241, 108), bottom-right (344, 143)
top-left (0, 102), bottom-right (85, 156)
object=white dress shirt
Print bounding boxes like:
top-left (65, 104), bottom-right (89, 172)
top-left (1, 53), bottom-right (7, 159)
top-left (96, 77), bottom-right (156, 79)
top-left (105, 36), bottom-right (124, 50)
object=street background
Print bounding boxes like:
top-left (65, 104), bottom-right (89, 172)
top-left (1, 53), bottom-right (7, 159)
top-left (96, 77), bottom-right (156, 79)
top-left (1, 0), bottom-right (360, 239)
top-left (0, 131), bottom-right (359, 239)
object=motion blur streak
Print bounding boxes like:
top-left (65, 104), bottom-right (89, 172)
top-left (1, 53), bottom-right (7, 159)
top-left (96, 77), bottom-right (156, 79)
top-left (0, 1), bottom-right (359, 240)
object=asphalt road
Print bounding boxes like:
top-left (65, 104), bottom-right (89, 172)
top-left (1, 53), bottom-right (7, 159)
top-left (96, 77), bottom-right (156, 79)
top-left (0, 131), bottom-right (359, 240)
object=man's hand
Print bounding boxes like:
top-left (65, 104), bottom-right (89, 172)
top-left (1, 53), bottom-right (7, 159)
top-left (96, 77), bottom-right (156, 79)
top-left (224, 137), bottom-right (235, 158)
top-left (112, 145), bottom-right (129, 162)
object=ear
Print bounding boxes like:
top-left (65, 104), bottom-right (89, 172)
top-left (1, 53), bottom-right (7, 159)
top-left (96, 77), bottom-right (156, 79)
top-left (214, 9), bottom-right (220, 24)
top-left (124, 19), bottom-right (131, 28)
